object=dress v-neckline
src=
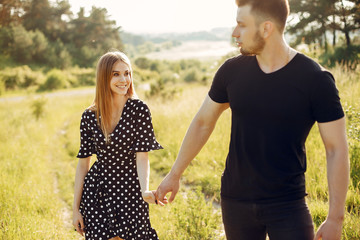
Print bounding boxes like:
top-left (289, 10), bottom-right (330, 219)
top-left (109, 98), bottom-right (129, 136)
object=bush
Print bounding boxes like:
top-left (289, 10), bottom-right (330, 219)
top-left (147, 78), bottom-right (164, 98)
top-left (31, 97), bottom-right (47, 120)
top-left (183, 68), bottom-right (201, 82)
top-left (20, 66), bottom-right (44, 88)
top-left (173, 187), bottom-right (223, 239)
top-left (179, 59), bottom-right (201, 70)
top-left (0, 79), bottom-right (4, 95)
top-left (0, 70), bottom-right (18, 89)
top-left (320, 45), bottom-right (360, 70)
top-left (133, 68), bottom-right (160, 82)
top-left (69, 67), bottom-right (95, 86)
top-left (150, 60), bottom-right (163, 73)
top-left (134, 57), bottom-right (150, 69)
top-left (160, 70), bottom-right (179, 84)
top-left (39, 69), bottom-right (71, 91)
top-left (0, 66), bottom-right (44, 90)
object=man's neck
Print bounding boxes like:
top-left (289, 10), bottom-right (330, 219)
top-left (256, 38), bottom-right (294, 74)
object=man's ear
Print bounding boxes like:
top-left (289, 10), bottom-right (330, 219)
top-left (261, 21), bottom-right (274, 39)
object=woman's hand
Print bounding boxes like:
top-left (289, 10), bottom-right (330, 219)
top-left (73, 209), bottom-right (85, 236)
top-left (142, 190), bottom-right (168, 206)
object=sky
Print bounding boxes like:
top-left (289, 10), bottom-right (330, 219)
top-left (68, 0), bottom-right (237, 34)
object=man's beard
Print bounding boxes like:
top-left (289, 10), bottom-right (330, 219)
top-left (240, 30), bottom-right (265, 56)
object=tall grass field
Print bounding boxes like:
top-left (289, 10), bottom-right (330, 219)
top-left (0, 65), bottom-right (359, 239)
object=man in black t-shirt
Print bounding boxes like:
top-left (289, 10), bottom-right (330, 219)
top-left (156, 0), bottom-right (349, 239)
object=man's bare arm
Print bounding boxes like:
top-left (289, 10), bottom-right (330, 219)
top-left (314, 117), bottom-right (349, 240)
top-left (156, 95), bottom-right (229, 202)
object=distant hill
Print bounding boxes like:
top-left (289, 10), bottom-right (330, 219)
top-left (120, 28), bottom-right (232, 45)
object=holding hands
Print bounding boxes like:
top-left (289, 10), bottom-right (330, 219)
top-left (73, 209), bottom-right (85, 236)
top-left (142, 190), bottom-right (168, 206)
top-left (314, 217), bottom-right (344, 240)
top-left (155, 173), bottom-right (180, 205)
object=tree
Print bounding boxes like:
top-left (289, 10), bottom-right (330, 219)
top-left (0, 0), bottom-right (26, 26)
top-left (355, 0), bottom-right (360, 26)
top-left (22, 0), bottom-right (52, 35)
top-left (48, 0), bottom-right (72, 41)
top-left (10, 24), bottom-right (34, 62)
top-left (330, 0), bottom-right (360, 46)
top-left (7, 24), bottom-right (49, 63)
top-left (67, 7), bottom-right (124, 67)
top-left (288, 0), bottom-right (360, 47)
top-left (0, 26), bottom-right (13, 54)
top-left (22, 0), bottom-right (72, 41)
top-left (0, 0), bottom-right (124, 68)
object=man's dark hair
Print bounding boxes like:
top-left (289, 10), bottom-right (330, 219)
top-left (236, 0), bottom-right (289, 32)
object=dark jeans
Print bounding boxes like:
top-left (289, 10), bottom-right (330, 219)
top-left (221, 197), bottom-right (314, 240)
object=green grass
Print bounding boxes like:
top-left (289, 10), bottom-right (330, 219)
top-left (0, 99), bottom-right (84, 239)
top-left (0, 64), bottom-right (359, 239)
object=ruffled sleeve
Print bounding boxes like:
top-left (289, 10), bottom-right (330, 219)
top-left (77, 110), bottom-right (95, 158)
top-left (130, 101), bottom-right (163, 152)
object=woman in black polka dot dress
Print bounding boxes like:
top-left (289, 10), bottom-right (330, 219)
top-left (72, 51), bottom-right (164, 240)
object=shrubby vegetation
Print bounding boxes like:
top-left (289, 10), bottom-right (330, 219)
top-left (0, 65), bottom-right (43, 90)
top-left (320, 45), bottom-right (360, 70)
top-left (1, 0), bottom-right (358, 97)
top-left (0, 66), bottom-right (95, 94)
top-left (3, 65), bottom-right (359, 239)
top-left (0, 56), bottom-right (216, 95)
top-left (286, 0), bottom-right (360, 71)
top-left (0, 0), bottom-right (123, 69)
top-left (135, 58), bottom-right (215, 99)
top-left (0, 1), bottom-right (359, 238)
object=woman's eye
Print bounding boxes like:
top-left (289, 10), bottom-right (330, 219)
top-left (124, 72), bottom-right (129, 76)
top-left (113, 72), bottom-right (119, 76)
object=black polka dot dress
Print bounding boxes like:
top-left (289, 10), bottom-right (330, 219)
top-left (77, 99), bottom-right (162, 240)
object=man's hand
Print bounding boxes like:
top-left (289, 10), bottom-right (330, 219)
top-left (314, 218), bottom-right (343, 240)
top-left (155, 173), bottom-right (180, 204)
top-left (142, 190), bottom-right (168, 206)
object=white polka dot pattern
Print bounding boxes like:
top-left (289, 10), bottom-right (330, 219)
top-left (77, 99), bottom-right (162, 240)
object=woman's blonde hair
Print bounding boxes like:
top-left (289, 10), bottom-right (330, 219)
top-left (90, 51), bottom-right (137, 142)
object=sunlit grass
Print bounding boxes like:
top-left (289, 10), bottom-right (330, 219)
top-left (0, 64), bottom-right (359, 239)
top-left (0, 99), bottom-right (82, 239)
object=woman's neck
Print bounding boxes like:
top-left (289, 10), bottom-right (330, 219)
top-left (111, 94), bottom-right (128, 111)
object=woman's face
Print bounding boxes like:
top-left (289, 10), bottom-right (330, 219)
top-left (110, 60), bottom-right (132, 96)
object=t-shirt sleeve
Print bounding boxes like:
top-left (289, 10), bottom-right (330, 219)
top-left (311, 71), bottom-right (344, 123)
top-left (130, 103), bottom-right (163, 152)
top-left (77, 111), bottom-right (95, 158)
top-left (208, 61), bottom-right (229, 103)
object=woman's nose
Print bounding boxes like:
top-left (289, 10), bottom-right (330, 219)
top-left (118, 75), bottom-right (126, 82)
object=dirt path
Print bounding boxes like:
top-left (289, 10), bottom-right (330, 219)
top-left (0, 88), bottom-right (95, 102)
top-left (0, 84), bottom-right (151, 103)
top-left (50, 120), bottom-right (73, 230)
top-left (51, 120), bottom-right (84, 239)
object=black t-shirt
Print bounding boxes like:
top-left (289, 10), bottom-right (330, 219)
top-left (209, 53), bottom-right (344, 203)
